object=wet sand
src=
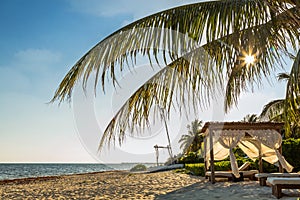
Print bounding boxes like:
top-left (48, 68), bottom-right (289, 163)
top-left (0, 171), bottom-right (299, 199)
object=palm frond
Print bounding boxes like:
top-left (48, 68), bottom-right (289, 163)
top-left (98, 0), bottom-right (300, 148)
top-left (259, 99), bottom-right (285, 121)
top-left (51, 0), bottom-right (300, 104)
top-left (51, 0), bottom-right (300, 148)
top-left (220, 4), bottom-right (300, 111)
top-left (277, 72), bottom-right (290, 82)
top-left (99, 50), bottom-right (217, 149)
top-left (242, 114), bottom-right (259, 122)
top-left (284, 49), bottom-right (300, 136)
top-left (101, 10), bottom-right (299, 148)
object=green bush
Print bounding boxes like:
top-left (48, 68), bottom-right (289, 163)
top-left (214, 161), bottom-right (231, 171)
top-left (130, 164), bottom-right (147, 172)
top-left (185, 161), bottom-right (232, 176)
top-left (185, 163), bottom-right (205, 176)
top-left (282, 138), bottom-right (300, 172)
top-left (178, 152), bottom-right (203, 164)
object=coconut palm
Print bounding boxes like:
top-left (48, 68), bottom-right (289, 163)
top-left (51, 1), bottom-right (300, 149)
top-left (242, 114), bottom-right (259, 122)
top-left (260, 51), bottom-right (300, 137)
top-left (179, 119), bottom-right (203, 154)
top-left (259, 73), bottom-right (290, 122)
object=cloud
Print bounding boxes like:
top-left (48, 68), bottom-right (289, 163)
top-left (14, 48), bottom-right (62, 72)
top-left (67, 0), bottom-right (200, 19)
top-left (0, 48), bottom-right (65, 94)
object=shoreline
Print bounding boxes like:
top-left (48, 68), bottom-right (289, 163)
top-left (0, 163), bottom-right (158, 181)
top-left (0, 170), bottom-right (126, 184)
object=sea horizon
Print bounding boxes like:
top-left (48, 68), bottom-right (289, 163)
top-left (0, 163), bottom-right (159, 181)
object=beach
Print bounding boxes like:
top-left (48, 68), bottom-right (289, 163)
top-left (0, 171), bottom-right (299, 199)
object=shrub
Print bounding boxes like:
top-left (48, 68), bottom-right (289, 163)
top-left (185, 161), bottom-right (232, 176)
top-left (185, 163), bottom-right (205, 176)
top-left (282, 138), bottom-right (300, 172)
top-left (178, 152), bottom-right (203, 164)
top-left (214, 161), bottom-right (231, 171)
top-left (130, 164), bottom-right (147, 172)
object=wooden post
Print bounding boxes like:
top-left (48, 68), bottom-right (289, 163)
top-left (209, 128), bottom-right (215, 184)
top-left (259, 155), bottom-right (263, 173)
top-left (259, 143), bottom-right (263, 173)
top-left (278, 144), bottom-right (284, 173)
top-left (204, 136), bottom-right (207, 175)
top-left (154, 145), bottom-right (159, 166)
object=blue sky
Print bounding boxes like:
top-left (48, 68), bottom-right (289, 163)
top-left (0, 0), bottom-right (288, 163)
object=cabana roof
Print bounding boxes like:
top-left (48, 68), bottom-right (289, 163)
top-left (200, 122), bottom-right (284, 134)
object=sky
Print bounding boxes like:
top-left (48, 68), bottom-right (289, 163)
top-left (0, 0), bottom-right (290, 163)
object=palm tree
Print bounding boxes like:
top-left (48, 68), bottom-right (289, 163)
top-left (260, 73), bottom-right (289, 122)
top-left (51, 1), bottom-right (300, 149)
top-left (242, 114), bottom-right (259, 122)
top-left (260, 52), bottom-right (300, 137)
top-left (179, 119), bottom-right (203, 154)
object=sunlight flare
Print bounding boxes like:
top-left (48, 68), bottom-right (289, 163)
top-left (245, 55), bottom-right (255, 65)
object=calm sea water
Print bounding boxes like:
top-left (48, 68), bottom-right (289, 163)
top-left (0, 163), bottom-right (156, 180)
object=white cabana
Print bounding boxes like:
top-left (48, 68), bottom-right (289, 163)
top-left (201, 122), bottom-right (293, 183)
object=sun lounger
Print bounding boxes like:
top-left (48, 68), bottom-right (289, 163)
top-left (266, 177), bottom-right (300, 198)
top-left (238, 162), bottom-right (250, 171)
top-left (205, 162), bottom-right (257, 181)
top-left (255, 173), bottom-right (300, 186)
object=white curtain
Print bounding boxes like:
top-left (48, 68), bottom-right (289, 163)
top-left (248, 130), bottom-right (293, 172)
top-left (216, 130), bottom-right (245, 178)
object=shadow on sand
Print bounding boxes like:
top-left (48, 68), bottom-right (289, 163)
top-left (155, 178), bottom-right (299, 200)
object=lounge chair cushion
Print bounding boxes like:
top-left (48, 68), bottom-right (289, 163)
top-left (255, 173), bottom-right (300, 178)
top-left (267, 177), bottom-right (300, 185)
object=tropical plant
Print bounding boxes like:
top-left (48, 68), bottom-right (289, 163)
top-left (51, 1), bottom-right (300, 149)
top-left (241, 114), bottom-right (259, 122)
top-left (260, 52), bottom-right (300, 138)
top-left (260, 74), bottom-right (288, 123)
top-left (130, 164), bottom-right (147, 172)
top-left (179, 119), bottom-right (203, 154)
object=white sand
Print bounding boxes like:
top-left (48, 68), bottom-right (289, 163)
top-left (0, 171), bottom-right (299, 199)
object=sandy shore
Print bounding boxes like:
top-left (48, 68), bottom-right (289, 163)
top-left (0, 171), bottom-right (299, 199)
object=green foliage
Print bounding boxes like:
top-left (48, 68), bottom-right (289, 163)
top-left (185, 163), bottom-right (206, 176)
top-left (129, 164), bottom-right (147, 172)
top-left (242, 114), bottom-right (259, 122)
top-left (179, 119), bottom-right (203, 154)
top-left (214, 161), bottom-right (231, 171)
top-left (52, 0), bottom-right (300, 151)
top-left (185, 161), bottom-right (232, 176)
top-left (178, 152), bottom-right (203, 164)
top-left (282, 138), bottom-right (300, 172)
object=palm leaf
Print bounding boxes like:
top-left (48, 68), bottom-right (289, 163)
top-left (101, 3), bottom-right (300, 149)
top-left (277, 72), bottom-right (290, 82)
top-left (284, 49), bottom-right (300, 136)
top-left (50, 0), bottom-right (300, 148)
top-left (259, 99), bottom-right (285, 121)
top-left (51, 0), bottom-right (300, 104)
top-left (99, 51), bottom-right (217, 149)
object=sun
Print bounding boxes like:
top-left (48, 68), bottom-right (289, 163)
top-left (244, 55), bottom-right (255, 65)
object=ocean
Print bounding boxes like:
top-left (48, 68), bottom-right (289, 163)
top-left (0, 163), bottom-right (157, 180)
